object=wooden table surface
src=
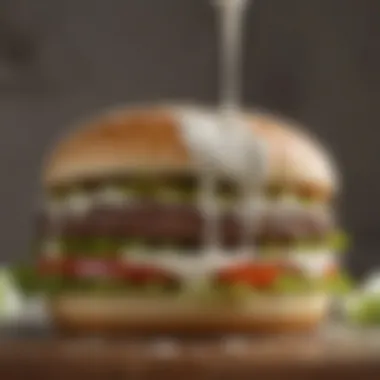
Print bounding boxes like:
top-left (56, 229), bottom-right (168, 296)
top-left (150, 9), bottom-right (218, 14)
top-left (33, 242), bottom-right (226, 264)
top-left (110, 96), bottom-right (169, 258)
top-left (1, 327), bottom-right (380, 380)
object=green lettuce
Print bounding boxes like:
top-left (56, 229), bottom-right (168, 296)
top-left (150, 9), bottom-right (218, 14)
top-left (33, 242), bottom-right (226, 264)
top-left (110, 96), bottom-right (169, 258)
top-left (271, 272), bottom-right (353, 295)
top-left (347, 294), bottom-right (380, 326)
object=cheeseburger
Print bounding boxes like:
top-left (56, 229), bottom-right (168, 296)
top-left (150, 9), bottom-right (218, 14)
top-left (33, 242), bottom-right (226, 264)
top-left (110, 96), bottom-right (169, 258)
top-left (26, 105), bottom-right (348, 334)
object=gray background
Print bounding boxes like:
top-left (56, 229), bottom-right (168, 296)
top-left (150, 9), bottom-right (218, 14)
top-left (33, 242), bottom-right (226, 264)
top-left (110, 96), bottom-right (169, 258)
top-left (0, 0), bottom-right (378, 277)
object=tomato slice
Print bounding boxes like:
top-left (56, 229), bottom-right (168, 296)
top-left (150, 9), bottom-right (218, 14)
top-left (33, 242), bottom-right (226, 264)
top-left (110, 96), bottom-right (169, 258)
top-left (217, 261), bottom-right (338, 289)
top-left (217, 262), bottom-right (291, 288)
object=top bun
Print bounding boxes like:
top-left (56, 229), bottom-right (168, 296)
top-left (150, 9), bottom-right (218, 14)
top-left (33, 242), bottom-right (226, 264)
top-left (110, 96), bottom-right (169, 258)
top-left (42, 105), bottom-right (339, 198)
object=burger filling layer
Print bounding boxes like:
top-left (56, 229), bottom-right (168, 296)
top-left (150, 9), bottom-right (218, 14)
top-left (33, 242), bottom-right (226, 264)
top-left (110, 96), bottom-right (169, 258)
top-left (25, 174), bottom-right (349, 298)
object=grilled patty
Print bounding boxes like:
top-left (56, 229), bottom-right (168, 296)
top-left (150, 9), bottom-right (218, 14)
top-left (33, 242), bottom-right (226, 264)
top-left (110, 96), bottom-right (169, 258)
top-left (37, 203), bottom-right (334, 247)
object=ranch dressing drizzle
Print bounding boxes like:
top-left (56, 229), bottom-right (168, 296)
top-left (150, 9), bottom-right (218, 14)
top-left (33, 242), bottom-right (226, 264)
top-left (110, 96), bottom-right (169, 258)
top-left (176, 109), bottom-right (254, 284)
top-left (121, 249), bottom-right (250, 284)
top-left (215, 0), bottom-right (264, 254)
top-left (291, 250), bottom-right (337, 278)
top-left (174, 0), bottom-right (268, 286)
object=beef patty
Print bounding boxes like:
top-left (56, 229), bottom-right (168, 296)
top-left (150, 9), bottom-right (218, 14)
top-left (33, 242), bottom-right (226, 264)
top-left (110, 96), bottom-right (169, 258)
top-left (36, 203), bottom-right (335, 248)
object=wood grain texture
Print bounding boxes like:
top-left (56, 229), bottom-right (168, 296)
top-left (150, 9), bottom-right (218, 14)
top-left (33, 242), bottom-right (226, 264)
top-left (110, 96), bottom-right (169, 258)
top-left (1, 337), bottom-right (380, 379)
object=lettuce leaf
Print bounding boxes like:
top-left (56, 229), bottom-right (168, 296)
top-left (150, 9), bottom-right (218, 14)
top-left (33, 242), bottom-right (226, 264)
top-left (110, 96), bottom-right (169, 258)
top-left (271, 272), bottom-right (353, 295)
top-left (347, 295), bottom-right (380, 325)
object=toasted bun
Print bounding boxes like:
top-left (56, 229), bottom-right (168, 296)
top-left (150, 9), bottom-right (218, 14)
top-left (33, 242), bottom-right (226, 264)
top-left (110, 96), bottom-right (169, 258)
top-left (50, 294), bottom-right (329, 335)
top-left (42, 105), bottom-right (338, 197)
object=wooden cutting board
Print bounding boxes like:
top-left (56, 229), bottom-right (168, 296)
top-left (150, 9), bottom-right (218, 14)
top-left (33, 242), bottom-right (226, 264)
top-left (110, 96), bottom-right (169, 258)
top-left (0, 327), bottom-right (380, 380)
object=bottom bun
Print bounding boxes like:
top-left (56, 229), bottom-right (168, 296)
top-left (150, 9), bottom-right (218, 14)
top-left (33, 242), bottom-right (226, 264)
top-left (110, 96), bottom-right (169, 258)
top-left (49, 294), bottom-right (330, 335)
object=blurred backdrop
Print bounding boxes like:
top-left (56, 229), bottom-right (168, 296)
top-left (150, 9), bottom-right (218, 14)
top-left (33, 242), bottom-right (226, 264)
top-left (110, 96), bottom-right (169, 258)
top-left (0, 0), bottom-right (378, 277)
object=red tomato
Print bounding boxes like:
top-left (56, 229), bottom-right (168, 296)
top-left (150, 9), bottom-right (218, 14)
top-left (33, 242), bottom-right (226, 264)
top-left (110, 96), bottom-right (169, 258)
top-left (217, 262), bottom-right (286, 288)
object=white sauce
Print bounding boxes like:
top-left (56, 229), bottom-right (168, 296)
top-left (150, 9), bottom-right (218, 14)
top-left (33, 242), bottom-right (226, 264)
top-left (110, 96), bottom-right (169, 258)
top-left (121, 249), bottom-right (250, 286)
top-left (119, 248), bottom-right (334, 286)
top-left (65, 191), bottom-right (94, 216)
top-left (95, 185), bottom-right (132, 207)
top-left (291, 249), bottom-right (336, 278)
top-left (175, 108), bottom-right (267, 182)
top-left (175, 107), bottom-right (268, 263)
